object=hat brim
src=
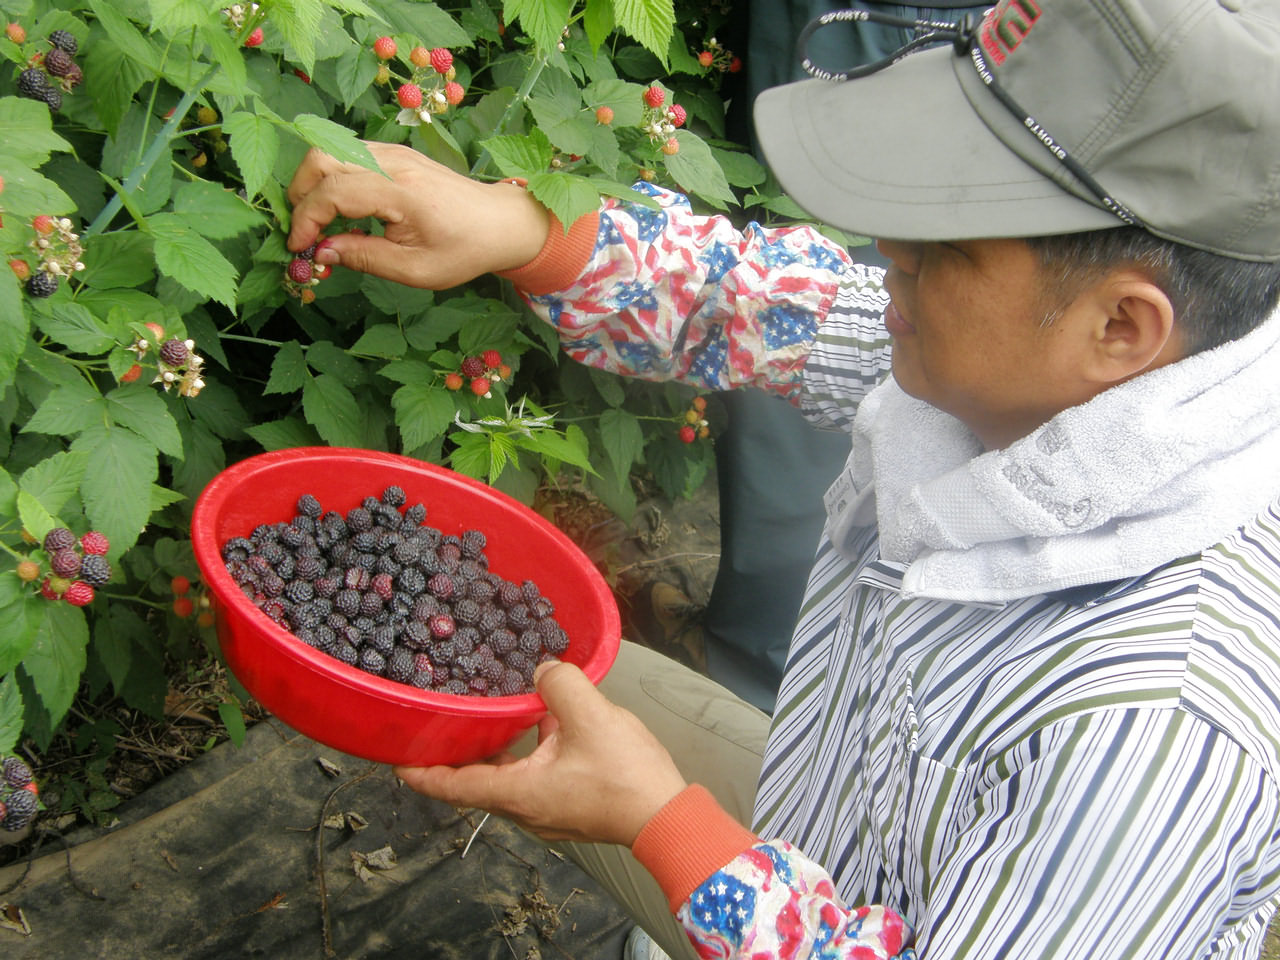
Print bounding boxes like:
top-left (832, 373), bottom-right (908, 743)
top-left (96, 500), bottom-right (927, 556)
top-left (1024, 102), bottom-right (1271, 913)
top-left (753, 44), bottom-right (1122, 242)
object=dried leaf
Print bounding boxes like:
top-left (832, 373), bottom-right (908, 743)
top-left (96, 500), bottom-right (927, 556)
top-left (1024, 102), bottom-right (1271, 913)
top-left (322, 813), bottom-right (346, 831)
top-left (361, 844), bottom-right (397, 871)
top-left (160, 849), bottom-right (179, 872)
top-left (316, 757), bottom-right (342, 778)
top-left (0, 903), bottom-right (30, 936)
top-left (163, 691), bottom-right (215, 724)
top-left (345, 811), bottom-right (368, 832)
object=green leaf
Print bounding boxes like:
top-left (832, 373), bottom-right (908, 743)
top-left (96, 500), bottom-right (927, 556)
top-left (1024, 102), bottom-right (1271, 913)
top-left (71, 425), bottom-right (159, 557)
top-left (0, 591), bottom-right (36, 681)
top-left (188, 380), bottom-right (250, 439)
top-left (589, 179), bottom-right (661, 209)
top-left (169, 418), bottom-right (225, 503)
top-left (22, 377), bottom-right (103, 436)
top-left (612, 0), bottom-right (675, 63)
top-left (583, 0), bottom-right (616, 50)
top-left (0, 276), bottom-right (26, 394)
top-left (0, 96), bottom-right (72, 167)
top-left (245, 417), bottom-right (322, 451)
top-left (198, 18), bottom-right (248, 95)
top-left (81, 231), bottom-right (157, 290)
top-left (105, 385), bottom-right (184, 460)
top-left (22, 601), bottom-right (88, 730)
top-left (302, 374), bottom-right (364, 446)
top-left (306, 341), bottom-right (365, 387)
top-left (362, 276), bottom-right (435, 318)
top-left (528, 69), bottom-right (592, 155)
top-left (292, 114), bottom-right (382, 173)
top-left (390, 382), bottom-right (456, 450)
top-left (504, 0), bottom-right (572, 52)
top-left (20, 450), bottom-right (90, 518)
top-left (372, 0), bottom-right (470, 47)
top-left (270, 0), bottom-right (325, 75)
top-left (479, 129), bottom-right (556, 179)
top-left (663, 129), bottom-right (735, 209)
top-left (448, 430), bottom-right (492, 480)
top-left (173, 180), bottom-right (268, 239)
top-left (598, 407), bottom-right (644, 480)
top-left (0, 163), bottom-right (74, 219)
top-left (264, 340), bottom-right (308, 395)
top-left (15, 490), bottom-right (55, 545)
top-left (94, 604), bottom-right (149, 696)
top-left (584, 77), bottom-right (645, 124)
top-left (0, 468), bottom-right (16, 516)
top-left (526, 172), bottom-right (602, 232)
top-left (0, 675), bottom-right (25, 755)
top-left (377, 359), bottom-right (436, 385)
top-left (87, 0), bottom-right (161, 72)
top-left (148, 0), bottom-right (219, 39)
top-left (219, 700), bottom-right (248, 746)
top-left (100, 106), bottom-right (174, 215)
top-left (350, 324), bottom-right (408, 358)
top-left (333, 38), bottom-right (380, 110)
top-left (225, 110), bottom-right (280, 199)
top-left (513, 423), bottom-right (596, 474)
top-left (711, 147), bottom-right (768, 189)
top-left (146, 213), bottom-right (240, 309)
top-left (34, 302), bottom-right (115, 355)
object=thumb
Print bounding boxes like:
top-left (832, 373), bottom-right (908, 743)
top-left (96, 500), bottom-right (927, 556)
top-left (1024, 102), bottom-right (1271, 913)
top-left (314, 232), bottom-right (420, 281)
top-left (533, 660), bottom-right (608, 726)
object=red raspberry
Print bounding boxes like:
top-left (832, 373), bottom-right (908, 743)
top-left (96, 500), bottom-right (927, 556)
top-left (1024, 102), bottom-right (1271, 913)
top-left (31, 214), bottom-right (54, 235)
top-left (728, 56), bottom-right (742, 73)
top-left (443, 81), bottom-right (464, 106)
top-left (144, 321), bottom-right (166, 340)
top-left (65, 581), bottom-right (94, 606)
top-left (173, 596), bottom-right (194, 618)
top-left (396, 83), bottom-right (422, 109)
top-left (299, 288), bottom-right (316, 304)
top-left (698, 51), bottom-right (714, 67)
top-left (410, 46), bottom-right (430, 68)
top-left (595, 105), bottom-right (614, 125)
top-left (444, 372), bottom-right (464, 391)
top-left (373, 36), bottom-right (396, 60)
top-left (120, 363), bottom-right (142, 383)
top-left (16, 560), bottom-right (39, 583)
top-left (43, 527), bottom-right (76, 553)
top-left (679, 425), bottom-right (696, 443)
top-left (698, 424), bottom-right (710, 439)
top-left (287, 258), bottom-right (312, 284)
top-left (482, 349), bottom-right (502, 369)
top-left (469, 377), bottom-right (490, 397)
top-left (50, 549), bottom-right (81, 578)
top-left (662, 137), bottom-right (680, 156)
top-left (244, 27), bottom-right (264, 48)
top-left (5, 23), bottom-right (25, 44)
top-left (428, 612), bottom-right (455, 639)
top-left (691, 395), bottom-right (707, 413)
top-left (79, 530), bottom-right (109, 555)
top-left (498, 363), bottom-right (512, 380)
top-left (668, 104), bottom-right (686, 127)
top-left (8, 259), bottom-right (29, 280)
top-left (171, 575), bottom-right (191, 595)
top-left (39, 579), bottom-right (59, 601)
top-left (294, 68), bottom-right (311, 83)
top-left (460, 356), bottom-right (485, 378)
top-left (643, 86), bottom-right (665, 109)
top-left (197, 610), bottom-right (215, 628)
top-left (428, 47), bottom-right (452, 74)
top-left (311, 262), bottom-right (331, 280)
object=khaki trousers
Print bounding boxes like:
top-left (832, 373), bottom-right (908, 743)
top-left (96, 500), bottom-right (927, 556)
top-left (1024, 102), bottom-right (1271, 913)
top-left (516, 640), bottom-right (771, 959)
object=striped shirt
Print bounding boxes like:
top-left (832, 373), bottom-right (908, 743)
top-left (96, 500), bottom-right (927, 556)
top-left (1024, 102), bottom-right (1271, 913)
top-left (524, 185), bottom-right (1280, 959)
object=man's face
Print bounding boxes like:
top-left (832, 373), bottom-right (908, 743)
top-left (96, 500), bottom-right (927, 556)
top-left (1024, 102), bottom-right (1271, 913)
top-left (876, 236), bottom-right (1099, 450)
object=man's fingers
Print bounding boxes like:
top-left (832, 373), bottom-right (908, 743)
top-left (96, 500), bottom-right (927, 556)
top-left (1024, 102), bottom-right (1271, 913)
top-left (395, 761), bottom-right (517, 813)
top-left (534, 660), bottom-right (611, 726)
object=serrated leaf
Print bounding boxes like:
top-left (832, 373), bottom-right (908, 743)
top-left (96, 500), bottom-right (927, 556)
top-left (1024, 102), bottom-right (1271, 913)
top-left (0, 596), bottom-right (36, 680)
top-left (350, 325), bottom-right (407, 358)
top-left (22, 377), bottom-right (103, 436)
top-left (20, 450), bottom-right (90, 517)
top-left (306, 341), bottom-right (365, 386)
top-left (362, 276), bottom-right (435, 318)
top-left (588, 179), bottom-right (661, 210)
top-left (245, 417), bottom-right (322, 451)
top-left (148, 0), bottom-right (218, 39)
top-left (0, 675), bottom-right (25, 755)
top-left (35, 302), bottom-right (115, 355)
top-left (373, 0), bottom-right (470, 47)
top-left (391, 383), bottom-right (456, 450)
top-left (270, 0), bottom-right (324, 75)
top-left (293, 114), bottom-right (382, 174)
top-left (377, 359), bottom-right (435, 385)
top-left (448, 430), bottom-right (492, 480)
top-left (334, 39), bottom-right (380, 110)
top-left (584, 77), bottom-right (644, 124)
top-left (583, 0), bottom-right (616, 50)
top-left (528, 70), bottom-right (592, 155)
top-left (94, 604), bottom-right (150, 695)
top-left (0, 97), bottom-right (73, 167)
top-left (613, 0), bottom-right (675, 63)
top-left (225, 111), bottom-right (280, 199)
top-left (72, 424), bottom-right (159, 556)
top-left (81, 231), bottom-right (157, 290)
top-left (188, 380), bottom-right (250, 439)
top-left (198, 18), bottom-right (248, 95)
top-left (170, 418), bottom-right (225, 503)
top-left (87, 0), bottom-right (161, 72)
top-left (526, 172), bottom-right (602, 233)
top-left (147, 213), bottom-right (240, 308)
top-left (0, 277), bottom-right (26, 393)
top-left (0, 163), bottom-right (74, 219)
top-left (16, 490), bottom-right (56, 546)
top-left (302, 374), bottom-right (363, 446)
top-left (105, 385), bottom-right (184, 460)
top-left (513, 423), bottom-right (595, 474)
top-left (265, 341), bottom-right (308, 394)
top-left (711, 147), bottom-right (767, 189)
top-left (22, 601), bottom-right (89, 730)
top-left (478, 129), bottom-right (555, 179)
top-left (598, 407), bottom-right (644, 480)
top-left (504, 0), bottom-right (572, 53)
top-left (174, 181), bottom-right (267, 239)
top-left (662, 129), bottom-right (735, 209)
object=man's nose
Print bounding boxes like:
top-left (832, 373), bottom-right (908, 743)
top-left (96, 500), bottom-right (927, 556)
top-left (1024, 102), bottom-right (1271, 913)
top-left (874, 238), bottom-right (923, 275)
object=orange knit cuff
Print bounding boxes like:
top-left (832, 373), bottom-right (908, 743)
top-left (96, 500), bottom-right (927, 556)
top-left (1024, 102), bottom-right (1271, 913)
top-left (631, 784), bottom-right (761, 913)
top-left (493, 180), bottom-right (600, 295)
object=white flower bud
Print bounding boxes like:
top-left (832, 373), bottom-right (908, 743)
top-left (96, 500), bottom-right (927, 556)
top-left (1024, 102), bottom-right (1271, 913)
top-left (163, 371), bottom-right (177, 382)
top-left (184, 338), bottom-right (195, 350)
top-left (74, 262), bottom-right (85, 271)
top-left (663, 123), bottom-right (674, 134)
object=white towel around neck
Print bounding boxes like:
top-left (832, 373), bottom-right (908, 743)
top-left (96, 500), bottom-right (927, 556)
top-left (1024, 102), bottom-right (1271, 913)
top-left (827, 310), bottom-right (1280, 604)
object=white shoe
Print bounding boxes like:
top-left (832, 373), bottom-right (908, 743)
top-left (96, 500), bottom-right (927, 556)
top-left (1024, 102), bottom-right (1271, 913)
top-left (624, 925), bottom-right (674, 960)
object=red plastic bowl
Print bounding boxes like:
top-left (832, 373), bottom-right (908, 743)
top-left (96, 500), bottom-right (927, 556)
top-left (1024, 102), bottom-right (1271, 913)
top-left (191, 447), bottom-right (620, 766)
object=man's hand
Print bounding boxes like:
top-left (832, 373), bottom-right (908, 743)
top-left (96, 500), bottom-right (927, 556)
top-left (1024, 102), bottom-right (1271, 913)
top-left (394, 660), bottom-right (688, 847)
top-left (287, 142), bottom-right (550, 289)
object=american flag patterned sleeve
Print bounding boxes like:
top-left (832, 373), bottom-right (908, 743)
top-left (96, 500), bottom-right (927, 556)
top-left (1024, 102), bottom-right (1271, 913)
top-left (678, 842), bottom-right (915, 960)
top-left (521, 182), bottom-right (852, 398)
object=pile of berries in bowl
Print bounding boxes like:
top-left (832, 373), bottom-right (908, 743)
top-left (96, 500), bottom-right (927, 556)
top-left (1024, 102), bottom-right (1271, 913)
top-left (191, 448), bottom-right (620, 766)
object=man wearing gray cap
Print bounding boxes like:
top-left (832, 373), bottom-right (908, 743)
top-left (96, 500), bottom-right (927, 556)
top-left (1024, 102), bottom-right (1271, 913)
top-left (287, 0), bottom-right (1280, 957)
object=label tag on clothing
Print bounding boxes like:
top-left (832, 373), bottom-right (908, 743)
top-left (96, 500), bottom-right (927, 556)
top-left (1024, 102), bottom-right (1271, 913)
top-left (823, 466), bottom-right (856, 522)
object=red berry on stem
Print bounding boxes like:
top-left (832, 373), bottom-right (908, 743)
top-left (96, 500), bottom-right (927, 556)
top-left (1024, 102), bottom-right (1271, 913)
top-left (311, 262), bottom-right (331, 280)
top-left (39, 579), bottom-right (59, 601)
top-left (16, 561), bottom-right (39, 583)
top-left (595, 105), bottom-right (614, 125)
top-left (287, 258), bottom-right (313, 284)
top-left (469, 377), bottom-right (490, 397)
top-left (668, 104), bottom-right (686, 127)
top-left (429, 47), bottom-right (452, 74)
top-left (31, 215), bottom-right (54, 235)
top-left (65, 581), bottom-right (94, 606)
top-left (8, 259), bottom-right (29, 280)
top-left (171, 575), bottom-right (191, 595)
top-left (662, 137), bottom-right (680, 156)
top-left (396, 83), bottom-right (422, 109)
top-left (294, 68), bottom-right (311, 83)
top-left (460, 356), bottom-right (485, 379)
top-left (373, 36), bottom-right (396, 60)
top-left (498, 363), bottom-right (512, 380)
top-left (679, 425), bottom-right (696, 443)
top-left (80, 530), bottom-right (109, 555)
top-left (173, 596), bottom-right (194, 618)
top-left (444, 372), bottom-right (464, 391)
top-left (698, 51), bottom-right (714, 67)
top-left (5, 23), bottom-right (25, 44)
top-left (244, 27), bottom-right (264, 47)
top-left (443, 81), bottom-right (464, 106)
top-left (691, 395), bottom-right (707, 413)
top-left (120, 364), bottom-right (142, 383)
top-left (410, 46), bottom-right (430, 68)
top-left (144, 321), bottom-right (166, 340)
top-left (482, 349), bottom-right (502, 369)
top-left (643, 86), bottom-right (665, 108)
top-left (729, 56), bottom-right (742, 73)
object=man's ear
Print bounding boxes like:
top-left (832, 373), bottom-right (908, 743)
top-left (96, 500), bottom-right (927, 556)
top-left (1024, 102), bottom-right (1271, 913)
top-left (1075, 271), bottom-right (1180, 385)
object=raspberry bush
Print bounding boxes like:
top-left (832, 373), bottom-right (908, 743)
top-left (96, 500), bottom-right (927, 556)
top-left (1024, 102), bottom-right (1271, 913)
top-left (0, 0), bottom-right (854, 825)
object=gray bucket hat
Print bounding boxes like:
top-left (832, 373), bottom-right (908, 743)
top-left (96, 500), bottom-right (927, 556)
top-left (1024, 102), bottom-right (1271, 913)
top-left (753, 0), bottom-right (1280, 261)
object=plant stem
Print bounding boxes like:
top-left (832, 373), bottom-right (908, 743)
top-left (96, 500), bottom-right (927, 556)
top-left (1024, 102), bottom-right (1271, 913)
top-left (83, 61), bottom-right (222, 240)
top-left (218, 333), bottom-right (287, 347)
top-left (469, 51), bottom-right (548, 178)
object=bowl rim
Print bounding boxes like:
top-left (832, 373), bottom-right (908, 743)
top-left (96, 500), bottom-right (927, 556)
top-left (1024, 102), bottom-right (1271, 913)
top-left (191, 446), bottom-right (621, 717)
